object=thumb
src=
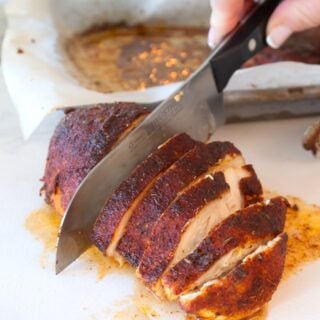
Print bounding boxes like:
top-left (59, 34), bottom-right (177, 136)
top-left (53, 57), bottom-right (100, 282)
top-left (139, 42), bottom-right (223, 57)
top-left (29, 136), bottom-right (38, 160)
top-left (267, 0), bottom-right (320, 48)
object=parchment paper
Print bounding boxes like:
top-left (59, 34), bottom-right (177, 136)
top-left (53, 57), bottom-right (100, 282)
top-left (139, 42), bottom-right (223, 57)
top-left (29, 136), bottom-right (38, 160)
top-left (2, 0), bottom-right (320, 138)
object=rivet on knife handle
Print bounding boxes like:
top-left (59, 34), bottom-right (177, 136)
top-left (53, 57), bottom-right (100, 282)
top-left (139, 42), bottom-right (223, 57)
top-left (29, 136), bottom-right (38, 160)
top-left (209, 0), bottom-right (282, 92)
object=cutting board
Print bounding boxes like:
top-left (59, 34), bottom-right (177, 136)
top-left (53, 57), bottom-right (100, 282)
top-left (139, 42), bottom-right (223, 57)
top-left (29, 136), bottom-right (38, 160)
top-left (1, 70), bottom-right (320, 320)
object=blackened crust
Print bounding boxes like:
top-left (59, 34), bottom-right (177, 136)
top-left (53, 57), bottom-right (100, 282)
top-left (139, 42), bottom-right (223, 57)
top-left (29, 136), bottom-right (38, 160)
top-left (117, 141), bottom-right (240, 266)
top-left (180, 233), bottom-right (288, 320)
top-left (137, 172), bottom-right (229, 286)
top-left (41, 103), bottom-right (149, 212)
top-left (240, 165), bottom-right (263, 206)
top-left (162, 197), bottom-right (288, 297)
top-left (91, 133), bottom-right (196, 252)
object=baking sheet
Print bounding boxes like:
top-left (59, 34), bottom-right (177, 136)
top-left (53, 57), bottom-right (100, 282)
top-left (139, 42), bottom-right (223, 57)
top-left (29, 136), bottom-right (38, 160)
top-left (1, 62), bottom-right (320, 319)
top-left (2, 0), bottom-right (320, 138)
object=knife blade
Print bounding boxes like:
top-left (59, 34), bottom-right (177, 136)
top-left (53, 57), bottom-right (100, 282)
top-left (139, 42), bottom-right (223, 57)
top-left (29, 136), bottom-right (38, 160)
top-left (56, 0), bottom-right (282, 274)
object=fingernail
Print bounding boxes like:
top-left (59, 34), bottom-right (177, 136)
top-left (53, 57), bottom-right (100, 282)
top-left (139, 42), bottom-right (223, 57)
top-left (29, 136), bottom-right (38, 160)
top-left (266, 25), bottom-right (292, 49)
top-left (208, 27), bottom-right (216, 49)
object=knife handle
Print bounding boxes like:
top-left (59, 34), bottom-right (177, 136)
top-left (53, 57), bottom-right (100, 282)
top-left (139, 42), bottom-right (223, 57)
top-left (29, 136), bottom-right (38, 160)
top-left (210, 0), bottom-right (282, 92)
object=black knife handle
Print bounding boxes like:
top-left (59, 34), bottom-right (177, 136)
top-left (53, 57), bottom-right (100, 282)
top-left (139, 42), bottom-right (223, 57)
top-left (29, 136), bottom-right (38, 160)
top-left (210, 0), bottom-right (282, 92)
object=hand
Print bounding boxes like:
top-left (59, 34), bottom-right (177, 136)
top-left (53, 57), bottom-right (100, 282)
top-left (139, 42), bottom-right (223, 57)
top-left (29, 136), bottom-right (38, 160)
top-left (208, 0), bottom-right (320, 49)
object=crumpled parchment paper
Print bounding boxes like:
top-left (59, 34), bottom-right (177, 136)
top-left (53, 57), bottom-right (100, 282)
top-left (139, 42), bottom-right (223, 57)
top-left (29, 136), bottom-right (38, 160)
top-left (2, 0), bottom-right (320, 138)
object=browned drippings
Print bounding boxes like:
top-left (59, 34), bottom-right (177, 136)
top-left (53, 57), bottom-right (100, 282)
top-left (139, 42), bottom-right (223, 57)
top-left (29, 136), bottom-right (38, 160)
top-left (105, 279), bottom-right (183, 320)
top-left (25, 205), bottom-right (60, 250)
top-left (282, 195), bottom-right (320, 279)
top-left (25, 205), bottom-right (126, 278)
top-left (66, 24), bottom-right (210, 93)
top-left (25, 205), bottom-right (61, 268)
top-left (25, 193), bottom-right (320, 319)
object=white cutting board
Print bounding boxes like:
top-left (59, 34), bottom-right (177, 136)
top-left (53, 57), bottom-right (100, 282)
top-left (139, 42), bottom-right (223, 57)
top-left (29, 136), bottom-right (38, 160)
top-left (1, 69), bottom-right (320, 319)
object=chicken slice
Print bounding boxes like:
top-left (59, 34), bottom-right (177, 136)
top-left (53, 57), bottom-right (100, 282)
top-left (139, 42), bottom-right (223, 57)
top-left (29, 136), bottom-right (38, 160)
top-left (137, 165), bottom-right (262, 297)
top-left (162, 197), bottom-right (288, 300)
top-left (238, 165), bottom-right (264, 207)
top-left (91, 133), bottom-right (196, 255)
top-left (117, 141), bottom-right (245, 266)
top-left (180, 233), bottom-right (287, 320)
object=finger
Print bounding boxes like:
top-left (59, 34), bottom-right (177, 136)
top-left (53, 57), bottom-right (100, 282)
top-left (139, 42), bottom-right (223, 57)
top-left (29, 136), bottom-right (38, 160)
top-left (267, 0), bottom-right (320, 49)
top-left (208, 0), bottom-right (245, 47)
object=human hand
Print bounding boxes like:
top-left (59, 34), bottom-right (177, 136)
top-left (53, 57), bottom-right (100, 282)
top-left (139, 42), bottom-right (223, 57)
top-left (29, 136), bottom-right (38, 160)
top-left (208, 0), bottom-right (320, 49)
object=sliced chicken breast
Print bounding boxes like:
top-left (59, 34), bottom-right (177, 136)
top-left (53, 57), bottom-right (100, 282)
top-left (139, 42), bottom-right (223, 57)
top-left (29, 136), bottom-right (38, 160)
top-left (117, 142), bottom-right (244, 266)
top-left (238, 165), bottom-right (264, 207)
top-left (91, 133), bottom-right (196, 255)
top-left (162, 197), bottom-right (288, 300)
top-left (137, 165), bottom-right (262, 297)
top-left (180, 233), bottom-right (288, 320)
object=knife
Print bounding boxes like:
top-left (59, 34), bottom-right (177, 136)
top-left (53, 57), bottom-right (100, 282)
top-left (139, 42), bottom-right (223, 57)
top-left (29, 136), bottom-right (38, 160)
top-left (56, 0), bottom-right (282, 274)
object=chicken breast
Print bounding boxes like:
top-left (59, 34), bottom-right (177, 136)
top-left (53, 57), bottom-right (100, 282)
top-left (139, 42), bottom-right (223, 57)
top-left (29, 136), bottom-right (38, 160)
top-left (43, 117), bottom-right (287, 319)
top-left (41, 103), bottom-right (150, 215)
top-left (137, 165), bottom-right (262, 297)
top-left (180, 233), bottom-right (288, 320)
top-left (91, 133), bottom-right (196, 256)
top-left (162, 197), bottom-right (288, 300)
top-left (116, 142), bottom-right (245, 266)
